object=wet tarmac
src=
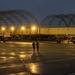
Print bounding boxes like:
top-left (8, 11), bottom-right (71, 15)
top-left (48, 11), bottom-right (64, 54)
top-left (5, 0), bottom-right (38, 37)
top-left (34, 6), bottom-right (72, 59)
top-left (0, 41), bottom-right (75, 75)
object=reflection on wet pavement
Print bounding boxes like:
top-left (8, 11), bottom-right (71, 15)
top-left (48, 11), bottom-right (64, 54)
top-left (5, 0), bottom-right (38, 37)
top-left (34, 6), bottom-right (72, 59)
top-left (0, 42), bottom-right (75, 75)
top-left (9, 72), bottom-right (29, 75)
top-left (31, 52), bottom-right (46, 63)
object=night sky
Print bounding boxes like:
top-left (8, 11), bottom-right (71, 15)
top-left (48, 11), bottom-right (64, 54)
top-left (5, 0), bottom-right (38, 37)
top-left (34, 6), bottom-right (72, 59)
top-left (0, 0), bottom-right (75, 21)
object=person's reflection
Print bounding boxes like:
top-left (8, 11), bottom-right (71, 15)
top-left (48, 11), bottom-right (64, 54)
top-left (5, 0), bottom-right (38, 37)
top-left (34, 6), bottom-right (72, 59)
top-left (31, 50), bottom-right (45, 63)
top-left (31, 51), bottom-right (37, 63)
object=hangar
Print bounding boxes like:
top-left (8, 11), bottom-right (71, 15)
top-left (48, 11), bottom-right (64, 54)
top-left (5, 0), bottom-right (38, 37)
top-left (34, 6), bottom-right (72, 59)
top-left (0, 10), bottom-right (75, 41)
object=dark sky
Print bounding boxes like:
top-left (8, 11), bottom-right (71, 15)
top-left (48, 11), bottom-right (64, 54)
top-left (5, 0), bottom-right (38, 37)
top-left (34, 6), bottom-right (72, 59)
top-left (0, 0), bottom-right (75, 21)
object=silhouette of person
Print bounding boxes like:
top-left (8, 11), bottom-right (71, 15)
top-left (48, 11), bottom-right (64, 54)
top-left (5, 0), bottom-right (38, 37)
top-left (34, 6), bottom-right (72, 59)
top-left (36, 41), bottom-right (39, 52)
top-left (32, 41), bottom-right (35, 52)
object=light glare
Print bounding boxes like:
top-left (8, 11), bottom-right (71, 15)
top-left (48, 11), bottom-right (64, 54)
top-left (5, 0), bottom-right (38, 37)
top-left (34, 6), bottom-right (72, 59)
top-left (11, 27), bottom-right (15, 31)
top-left (31, 26), bottom-right (36, 31)
top-left (1, 27), bottom-right (5, 31)
top-left (21, 26), bottom-right (25, 30)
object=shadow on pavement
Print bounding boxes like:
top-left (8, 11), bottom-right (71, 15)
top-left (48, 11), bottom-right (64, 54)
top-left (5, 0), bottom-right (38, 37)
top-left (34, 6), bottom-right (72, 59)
top-left (31, 51), bottom-right (46, 63)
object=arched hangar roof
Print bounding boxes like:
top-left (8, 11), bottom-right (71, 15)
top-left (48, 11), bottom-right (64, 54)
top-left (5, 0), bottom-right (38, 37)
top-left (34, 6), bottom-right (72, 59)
top-left (41, 14), bottom-right (75, 27)
top-left (0, 9), bottom-right (39, 27)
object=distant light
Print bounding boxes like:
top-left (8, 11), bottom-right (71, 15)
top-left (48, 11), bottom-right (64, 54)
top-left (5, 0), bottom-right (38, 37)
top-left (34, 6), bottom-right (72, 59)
top-left (1, 27), bottom-right (5, 31)
top-left (21, 26), bottom-right (25, 30)
top-left (31, 26), bottom-right (37, 31)
top-left (11, 27), bottom-right (15, 31)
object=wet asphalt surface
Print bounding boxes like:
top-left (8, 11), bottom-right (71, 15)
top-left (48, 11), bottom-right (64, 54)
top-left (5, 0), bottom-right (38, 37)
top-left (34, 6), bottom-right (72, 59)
top-left (0, 41), bottom-right (75, 75)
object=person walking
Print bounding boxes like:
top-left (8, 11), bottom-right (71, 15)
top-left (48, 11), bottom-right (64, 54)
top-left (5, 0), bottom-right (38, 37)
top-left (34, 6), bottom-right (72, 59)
top-left (32, 41), bottom-right (35, 52)
top-left (36, 41), bottom-right (39, 51)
